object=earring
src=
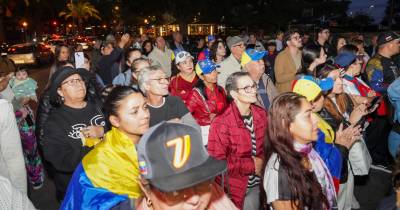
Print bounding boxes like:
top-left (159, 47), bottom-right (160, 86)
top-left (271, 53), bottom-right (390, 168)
top-left (146, 198), bottom-right (152, 207)
top-left (61, 96), bottom-right (64, 101)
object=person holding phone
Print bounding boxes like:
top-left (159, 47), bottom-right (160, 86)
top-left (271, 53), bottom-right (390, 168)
top-left (316, 64), bottom-right (378, 210)
top-left (336, 50), bottom-right (392, 168)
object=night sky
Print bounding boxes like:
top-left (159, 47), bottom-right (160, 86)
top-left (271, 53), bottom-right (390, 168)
top-left (348, 0), bottom-right (388, 23)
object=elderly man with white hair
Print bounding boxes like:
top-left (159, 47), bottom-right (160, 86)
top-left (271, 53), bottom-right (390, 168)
top-left (138, 65), bottom-right (200, 131)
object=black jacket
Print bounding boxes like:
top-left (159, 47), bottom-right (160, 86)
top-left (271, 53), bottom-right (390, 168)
top-left (96, 47), bottom-right (123, 85)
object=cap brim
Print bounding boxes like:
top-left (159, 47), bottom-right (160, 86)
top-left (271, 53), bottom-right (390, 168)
top-left (253, 51), bottom-right (267, 60)
top-left (150, 157), bottom-right (227, 192)
top-left (378, 37), bottom-right (400, 46)
top-left (319, 78), bottom-right (334, 91)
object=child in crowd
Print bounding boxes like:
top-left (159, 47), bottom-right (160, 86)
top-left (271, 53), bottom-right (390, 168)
top-left (9, 68), bottom-right (44, 189)
top-left (9, 68), bottom-right (38, 102)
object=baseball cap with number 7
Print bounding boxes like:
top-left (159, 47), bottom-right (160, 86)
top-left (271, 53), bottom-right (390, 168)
top-left (137, 121), bottom-right (227, 192)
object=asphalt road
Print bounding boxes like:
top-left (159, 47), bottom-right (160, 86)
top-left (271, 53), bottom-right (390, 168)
top-left (26, 64), bottom-right (393, 210)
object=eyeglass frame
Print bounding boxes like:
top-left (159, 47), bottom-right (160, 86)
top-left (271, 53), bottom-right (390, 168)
top-left (290, 35), bottom-right (302, 41)
top-left (236, 82), bottom-right (258, 93)
top-left (61, 78), bottom-right (85, 87)
top-left (149, 77), bottom-right (170, 84)
top-left (232, 42), bottom-right (245, 48)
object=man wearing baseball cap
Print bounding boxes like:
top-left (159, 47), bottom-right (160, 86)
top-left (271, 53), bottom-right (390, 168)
top-left (136, 122), bottom-right (238, 210)
top-left (366, 31), bottom-right (400, 94)
top-left (241, 48), bottom-right (278, 110)
top-left (217, 36), bottom-right (245, 88)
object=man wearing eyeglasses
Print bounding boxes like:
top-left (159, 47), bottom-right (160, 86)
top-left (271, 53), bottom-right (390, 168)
top-left (137, 65), bottom-right (200, 132)
top-left (217, 36), bottom-right (246, 88)
top-left (241, 49), bottom-right (278, 110)
top-left (274, 29), bottom-right (303, 93)
top-left (311, 26), bottom-right (335, 58)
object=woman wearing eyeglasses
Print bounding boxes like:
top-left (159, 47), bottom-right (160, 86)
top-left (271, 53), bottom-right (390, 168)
top-left (207, 72), bottom-right (267, 210)
top-left (169, 51), bottom-right (198, 104)
top-left (42, 66), bottom-right (105, 202)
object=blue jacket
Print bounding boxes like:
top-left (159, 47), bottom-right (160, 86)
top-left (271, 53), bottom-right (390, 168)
top-left (388, 78), bottom-right (400, 122)
top-left (112, 69), bottom-right (132, 86)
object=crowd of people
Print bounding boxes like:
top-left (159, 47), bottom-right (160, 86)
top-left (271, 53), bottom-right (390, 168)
top-left (0, 26), bottom-right (400, 210)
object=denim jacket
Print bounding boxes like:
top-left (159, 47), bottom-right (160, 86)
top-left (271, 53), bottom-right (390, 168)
top-left (112, 69), bottom-right (132, 86)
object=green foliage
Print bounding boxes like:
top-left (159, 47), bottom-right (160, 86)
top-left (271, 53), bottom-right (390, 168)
top-left (59, 0), bottom-right (101, 21)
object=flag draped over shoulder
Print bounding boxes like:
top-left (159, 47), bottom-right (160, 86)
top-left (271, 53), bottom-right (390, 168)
top-left (60, 127), bottom-right (142, 210)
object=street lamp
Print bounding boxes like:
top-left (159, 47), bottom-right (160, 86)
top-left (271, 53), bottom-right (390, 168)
top-left (144, 19), bottom-right (148, 24)
top-left (21, 21), bottom-right (28, 42)
top-left (115, 6), bottom-right (119, 10)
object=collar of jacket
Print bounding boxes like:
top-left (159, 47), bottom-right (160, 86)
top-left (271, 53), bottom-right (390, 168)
top-left (343, 74), bottom-right (354, 81)
top-left (228, 53), bottom-right (241, 65)
top-left (229, 101), bottom-right (263, 128)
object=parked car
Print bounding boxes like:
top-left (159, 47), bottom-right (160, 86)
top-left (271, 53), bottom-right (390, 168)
top-left (73, 36), bottom-right (92, 50)
top-left (7, 43), bottom-right (53, 66)
top-left (46, 39), bottom-right (66, 53)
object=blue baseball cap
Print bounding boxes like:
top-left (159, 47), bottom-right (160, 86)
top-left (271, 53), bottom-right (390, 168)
top-left (301, 75), bottom-right (334, 91)
top-left (206, 35), bottom-right (216, 43)
top-left (241, 49), bottom-right (267, 66)
top-left (334, 52), bottom-right (357, 68)
top-left (293, 75), bottom-right (334, 101)
top-left (195, 59), bottom-right (220, 76)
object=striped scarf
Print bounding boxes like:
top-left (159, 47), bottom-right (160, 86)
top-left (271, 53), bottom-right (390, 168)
top-left (243, 114), bottom-right (260, 188)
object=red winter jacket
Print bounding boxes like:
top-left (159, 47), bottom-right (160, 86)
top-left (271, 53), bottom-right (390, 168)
top-left (185, 85), bottom-right (228, 126)
top-left (207, 102), bottom-right (267, 209)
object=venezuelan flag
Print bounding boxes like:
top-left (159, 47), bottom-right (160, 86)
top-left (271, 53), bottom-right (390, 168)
top-left (314, 129), bottom-right (342, 193)
top-left (60, 127), bottom-right (142, 210)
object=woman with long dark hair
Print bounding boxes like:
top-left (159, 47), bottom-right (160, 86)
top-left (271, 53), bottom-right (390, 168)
top-left (47, 44), bottom-right (71, 87)
top-left (332, 36), bottom-right (347, 56)
top-left (61, 86), bottom-right (150, 209)
top-left (264, 92), bottom-right (336, 210)
top-left (141, 40), bottom-right (153, 56)
top-left (186, 59), bottom-right (227, 145)
top-left (297, 44), bottom-right (327, 76)
top-left (209, 40), bottom-right (227, 64)
top-left (316, 64), bottom-right (376, 210)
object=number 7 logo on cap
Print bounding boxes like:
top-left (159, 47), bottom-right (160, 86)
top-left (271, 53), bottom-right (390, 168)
top-left (166, 135), bottom-right (191, 169)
